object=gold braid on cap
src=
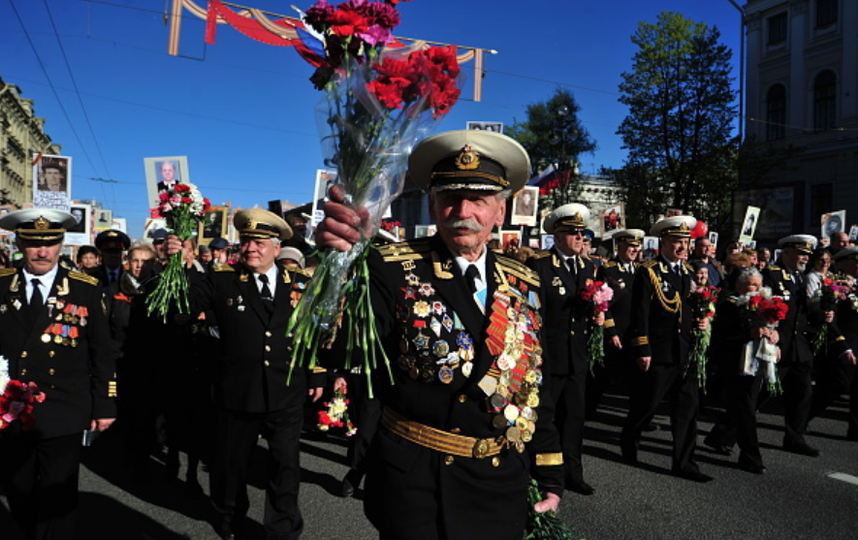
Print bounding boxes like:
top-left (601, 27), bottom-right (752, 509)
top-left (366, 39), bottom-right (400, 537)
top-left (430, 170), bottom-right (509, 187)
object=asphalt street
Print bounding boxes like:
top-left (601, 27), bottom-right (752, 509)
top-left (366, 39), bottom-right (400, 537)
top-left (2, 391), bottom-right (857, 540)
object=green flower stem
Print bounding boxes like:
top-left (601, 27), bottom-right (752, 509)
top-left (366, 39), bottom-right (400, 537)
top-left (587, 325), bottom-right (605, 376)
top-left (685, 326), bottom-right (712, 391)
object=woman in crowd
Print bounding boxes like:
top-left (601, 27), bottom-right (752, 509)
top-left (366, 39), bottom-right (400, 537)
top-left (805, 247), bottom-right (833, 300)
top-left (704, 267), bottom-right (777, 474)
top-left (690, 260), bottom-right (710, 292)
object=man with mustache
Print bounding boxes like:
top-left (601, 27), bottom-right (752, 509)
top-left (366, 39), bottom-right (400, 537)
top-left (0, 209), bottom-right (116, 540)
top-left (620, 215), bottom-right (714, 482)
top-left (317, 130), bottom-right (563, 540)
top-left (764, 234), bottom-right (829, 457)
top-left (527, 203), bottom-right (602, 496)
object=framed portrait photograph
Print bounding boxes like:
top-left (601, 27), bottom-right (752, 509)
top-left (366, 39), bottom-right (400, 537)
top-left (32, 154), bottom-right (72, 211)
top-left (65, 204), bottom-right (91, 246)
top-left (665, 208), bottom-right (683, 218)
top-left (541, 235), bottom-right (555, 251)
top-left (708, 231), bottom-right (719, 249)
top-left (94, 209), bottom-right (113, 231)
top-left (200, 206), bottom-right (228, 241)
top-left (849, 225), bottom-right (858, 242)
top-left (510, 186), bottom-right (538, 227)
top-left (738, 206), bottom-right (761, 244)
top-left (642, 236), bottom-right (659, 259)
top-left (0, 204), bottom-right (16, 231)
top-left (144, 156), bottom-right (190, 212)
top-left (602, 203), bottom-right (624, 238)
top-left (820, 210), bottom-right (846, 240)
top-left (500, 230), bottom-right (521, 250)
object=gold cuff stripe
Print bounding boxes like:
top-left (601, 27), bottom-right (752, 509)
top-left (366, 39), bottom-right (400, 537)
top-left (632, 336), bottom-right (648, 346)
top-left (535, 453), bottom-right (563, 466)
top-left (604, 319), bottom-right (616, 328)
top-left (108, 381), bottom-right (118, 398)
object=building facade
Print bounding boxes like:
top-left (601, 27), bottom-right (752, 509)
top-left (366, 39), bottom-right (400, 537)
top-left (742, 0), bottom-right (858, 240)
top-left (0, 76), bottom-right (61, 207)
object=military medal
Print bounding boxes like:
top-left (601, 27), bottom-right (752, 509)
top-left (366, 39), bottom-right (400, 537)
top-left (461, 361), bottom-right (473, 378)
top-left (433, 340), bottom-right (450, 358)
top-left (0, 305), bottom-right (6, 314)
top-left (413, 300), bottom-right (431, 318)
top-left (41, 333), bottom-right (51, 343)
top-left (431, 301), bottom-right (446, 316)
top-left (12, 299), bottom-right (21, 311)
top-left (429, 317), bottom-right (442, 337)
top-left (438, 366), bottom-right (454, 384)
top-left (441, 313), bottom-right (454, 332)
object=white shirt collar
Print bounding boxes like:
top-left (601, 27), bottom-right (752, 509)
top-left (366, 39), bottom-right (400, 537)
top-left (453, 248), bottom-right (488, 289)
top-left (23, 264), bottom-right (59, 289)
top-left (255, 265), bottom-right (279, 294)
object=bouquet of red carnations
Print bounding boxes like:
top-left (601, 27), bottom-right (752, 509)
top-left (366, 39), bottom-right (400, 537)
top-left (579, 280), bottom-right (613, 374)
top-left (317, 387), bottom-right (357, 436)
top-left (684, 285), bottom-right (718, 389)
top-left (147, 182), bottom-right (211, 322)
top-left (736, 289), bottom-right (789, 394)
top-left (811, 275), bottom-right (851, 355)
top-left (287, 0), bottom-right (462, 395)
top-left (0, 356), bottom-right (46, 431)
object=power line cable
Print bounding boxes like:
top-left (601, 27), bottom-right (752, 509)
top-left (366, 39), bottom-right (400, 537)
top-left (6, 0), bottom-right (101, 172)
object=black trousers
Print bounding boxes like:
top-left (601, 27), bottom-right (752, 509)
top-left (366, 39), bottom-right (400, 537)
top-left (209, 403), bottom-right (304, 540)
top-left (809, 351), bottom-right (857, 437)
top-left (778, 362), bottom-right (813, 446)
top-left (621, 363), bottom-right (700, 474)
top-left (0, 430), bottom-right (81, 540)
top-left (585, 339), bottom-right (633, 418)
top-left (550, 360), bottom-right (588, 484)
top-left (346, 373), bottom-right (381, 474)
top-left (707, 371), bottom-right (766, 466)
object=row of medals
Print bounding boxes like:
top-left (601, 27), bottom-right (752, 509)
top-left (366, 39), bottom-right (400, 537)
top-left (41, 303), bottom-right (87, 347)
top-left (396, 277), bottom-right (475, 384)
top-left (489, 302), bottom-right (541, 451)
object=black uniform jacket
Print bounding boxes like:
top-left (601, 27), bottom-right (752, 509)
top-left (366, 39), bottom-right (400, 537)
top-left (366, 235), bottom-right (564, 491)
top-left (527, 247), bottom-right (597, 376)
top-left (189, 263), bottom-right (311, 413)
top-left (762, 262), bottom-right (814, 365)
top-left (629, 257), bottom-right (693, 364)
top-left (598, 258), bottom-right (638, 341)
top-left (0, 267), bottom-right (116, 439)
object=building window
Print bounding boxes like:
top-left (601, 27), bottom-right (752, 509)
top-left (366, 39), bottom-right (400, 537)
top-left (766, 85), bottom-right (787, 140)
top-left (813, 70), bottom-right (836, 130)
top-left (816, 0), bottom-right (838, 28)
top-left (768, 12), bottom-right (788, 45)
top-left (810, 183), bottom-right (833, 222)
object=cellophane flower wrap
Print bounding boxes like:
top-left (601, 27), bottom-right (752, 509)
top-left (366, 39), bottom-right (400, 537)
top-left (0, 356), bottom-right (46, 431)
top-left (147, 182), bottom-right (211, 322)
top-left (317, 386), bottom-right (357, 436)
top-left (287, 0), bottom-right (462, 392)
top-left (525, 478), bottom-right (576, 540)
top-left (684, 285), bottom-right (718, 390)
top-left (579, 280), bottom-right (613, 374)
top-left (811, 275), bottom-right (851, 355)
top-left (736, 287), bottom-right (789, 395)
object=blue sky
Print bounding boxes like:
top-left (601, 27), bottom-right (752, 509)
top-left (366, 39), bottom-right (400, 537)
top-left (0, 0), bottom-right (744, 238)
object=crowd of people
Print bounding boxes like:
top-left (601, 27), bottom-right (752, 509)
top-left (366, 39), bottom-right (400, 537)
top-left (0, 130), bottom-right (856, 540)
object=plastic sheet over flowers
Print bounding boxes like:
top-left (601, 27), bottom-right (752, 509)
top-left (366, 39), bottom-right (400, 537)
top-left (287, 53), bottom-right (462, 394)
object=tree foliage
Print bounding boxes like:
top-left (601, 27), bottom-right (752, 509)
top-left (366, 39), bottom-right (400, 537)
top-left (507, 88), bottom-right (597, 206)
top-left (614, 12), bottom-right (739, 231)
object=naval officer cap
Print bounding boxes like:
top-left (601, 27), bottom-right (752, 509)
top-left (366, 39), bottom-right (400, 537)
top-left (233, 209), bottom-right (292, 241)
top-left (834, 246), bottom-right (858, 262)
top-left (95, 229), bottom-right (131, 251)
top-left (543, 203), bottom-right (590, 234)
top-left (650, 216), bottom-right (697, 238)
top-left (778, 234), bottom-right (817, 255)
top-left (0, 208), bottom-right (75, 243)
top-left (613, 229), bottom-right (645, 246)
top-left (408, 130), bottom-right (531, 194)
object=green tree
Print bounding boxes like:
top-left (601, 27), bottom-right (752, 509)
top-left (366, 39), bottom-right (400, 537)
top-left (615, 12), bottom-right (739, 230)
top-left (507, 88), bottom-right (596, 207)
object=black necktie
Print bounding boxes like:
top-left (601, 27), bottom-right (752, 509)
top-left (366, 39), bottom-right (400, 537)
top-left (259, 274), bottom-right (274, 314)
top-left (568, 256), bottom-right (578, 275)
top-left (465, 265), bottom-right (480, 294)
top-left (30, 278), bottom-right (43, 318)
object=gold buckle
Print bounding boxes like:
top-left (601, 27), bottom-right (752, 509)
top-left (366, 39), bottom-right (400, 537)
top-left (473, 438), bottom-right (490, 459)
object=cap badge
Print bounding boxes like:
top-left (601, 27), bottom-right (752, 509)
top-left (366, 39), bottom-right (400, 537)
top-left (572, 212), bottom-right (583, 223)
top-left (247, 219), bottom-right (257, 230)
top-left (35, 217), bottom-right (50, 230)
top-left (454, 145), bottom-right (480, 171)
top-left (679, 222), bottom-right (689, 232)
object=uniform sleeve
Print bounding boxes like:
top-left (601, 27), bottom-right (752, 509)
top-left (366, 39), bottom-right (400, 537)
top-left (629, 266), bottom-right (653, 358)
top-left (87, 286), bottom-right (118, 420)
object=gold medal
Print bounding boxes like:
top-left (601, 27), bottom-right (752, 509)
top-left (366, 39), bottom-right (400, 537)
top-left (54, 335), bottom-right (63, 344)
top-left (526, 393), bottom-right (540, 408)
top-left (506, 426), bottom-right (522, 443)
top-left (492, 414), bottom-right (508, 429)
top-left (41, 333), bottom-right (51, 343)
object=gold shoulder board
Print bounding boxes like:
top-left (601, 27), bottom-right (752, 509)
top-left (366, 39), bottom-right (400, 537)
top-left (531, 250), bottom-right (551, 260)
top-left (604, 261), bottom-right (618, 268)
top-left (379, 238), bottom-right (432, 262)
top-left (0, 268), bottom-right (16, 278)
top-left (68, 271), bottom-right (99, 286)
top-left (496, 256), bottom-right (540, 286)
top-left (641, 259), bottom-right (658, 269)
top-left (214, 265), bottom-right (236, 272)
